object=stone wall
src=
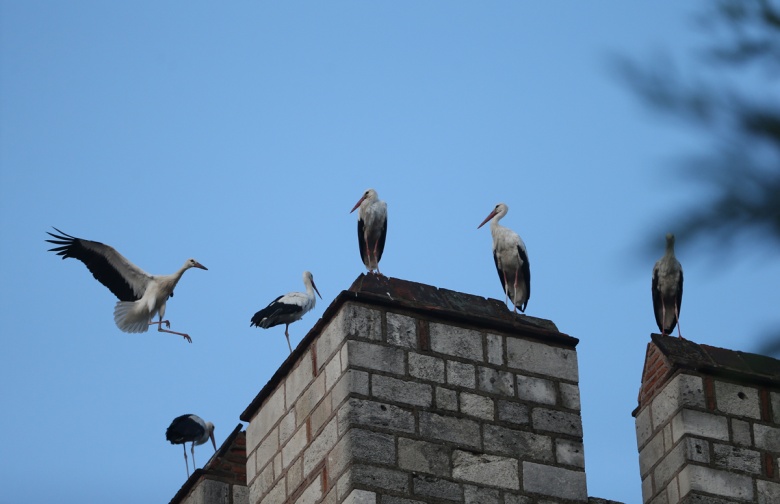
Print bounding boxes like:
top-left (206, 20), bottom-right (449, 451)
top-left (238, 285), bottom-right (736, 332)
top-left (242, 274), bottom-right (589, 503)
top-left (635, 335), bottom-right (780, 504)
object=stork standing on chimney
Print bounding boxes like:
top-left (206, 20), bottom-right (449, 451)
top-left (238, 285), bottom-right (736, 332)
top-left (652, 233), bottom-right (684, 338)
top-left (350, 188), bottom-right (387, 275)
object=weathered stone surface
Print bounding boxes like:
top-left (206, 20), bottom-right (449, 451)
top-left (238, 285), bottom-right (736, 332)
top-left (303, 416), bottom-right (338, 476)
top-left (343, 304), bottom-right (382, 341)
top-left (758, 479), bottom-right (780, 504)
top-left (532, 408), bottom-right (583, 437)
top-left (653, 440), bottom-right (685, 490)
top-left (398, 437), bottom-right (451, 477)
top-left (556, 439), bottom-right (585, 468)
top-left (324, 353), bottom-right (342, 393)
top-left (310, 393), bottom-right (333, 435)
top-left (382, 497), bottom-right (426, 504)
top-left (352, 465), bottom-right (410, 493)
top-left (259, 478), bottom-right (285, 504)
top-left (678, 465), bottom-right (754, 501)
top-left (772, 392), bottom-right (780, 425)
top-left (255, 427), bottom-right (279, 474)
top-left (506, 338), bottom-right (578, 381)
top-left (639, 432), bottom-right (665, 478)
top-left (331, 370), bottom-right (370, 410)
top-left (560, 383), bottom-right (581, 411)
top-left (295, 372), bottom-right (325, 426)
top-left (478, 367), bottom-right (515, 396)
top-left (387, 312), bottom-right (417, 348)
top-left (345, 340), bottom-right (405, 375)
top-left (731, 418), bottom-right (752, 447)
top-left (523, 462), bottom-right (587, 501)
top-left (651, 374), bottom-right (705, 430)
top-left (279, 409), bottom-right (296, 445)
top-left (503, 495), bottom-right (533, 504)
top-left (338, 398), bottom-right (415, 435)
top-left (342, 488), bottom-right (377, 504)
top-left (497, 400), bottom-right (530, 425)
top-left (349, 428), bottom-right (397, 465)
top-left (447, 360), bottom-right (476, 389)
top-left (714, 380), bottom-right (761, 419)
top-left (452, 450), bottom-right (520, 490)
top-left (286, 353), bottom-right (314, 406)
top-left (713, 443), bottom-right (761, 474)
top-left (436, 386), bottom-right (458, 411)
top-left (464, 485), bottom-right (500, 504)
top-left (296, 475), bottom-right (323, 504)
top-left (281, 424), bottom-right (307, 469)
top-left (517, 375), bottom-right (556, 405)
top-left (430, 323), bottom-right (484, 361)
top-left (460, 392), bottom-right (494, 420)
top-left (635, 406), bottom-right (652, 451)
top-left (412, 474), bottom-right (462, 501)
top-left (420, 411), bottom-right (481, 449)
top-left (754, 423), bottom-right (780, 452)
top-left (371, 374), bottom-right (432, 408)
top-left (287, 457), bottom-right (303, 496)
top-left (184, 479), bottom-right (230, 504)
top-left (486, 333), bottom-right (504, 365)
top-left (409, 352), bottom-right (445, 383)
top-left (686, 437), bottom-right (710, 464)
top-left (483, 424), bottom-right (553, 462)
top-left (247, 386), bottom-right (285, 452)
top-left (671, 409), bottom-right (729, 443)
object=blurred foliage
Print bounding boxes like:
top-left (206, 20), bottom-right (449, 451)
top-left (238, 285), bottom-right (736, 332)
top-left (616, 0), bottom-right (780, 354)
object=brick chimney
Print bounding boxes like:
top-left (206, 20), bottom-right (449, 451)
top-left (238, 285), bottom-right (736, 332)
top-left (634, 334), bottom-right (780, 503)
top-left (240, 274), bottom-right (595, 503)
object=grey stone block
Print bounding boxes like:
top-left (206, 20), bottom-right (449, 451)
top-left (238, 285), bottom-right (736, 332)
top-left (452, 450), bottom-right (520, 490)
top-left (713, 443), bottom-right (761, 474)
top-left (497, 400), bottom-right (530, 425)
top-left (758, 479), bottom-right (780, 504)
top-left (343, 488), bottom-right (378, 504)
top-left (672, 409), bottom-right (730, 443)
top-left (447, 360), bottom-right (476, 389)
top-left (303, 416), bottom-right (338, 476)
top-left (556, 439), bottom-right (585, 468)
top-left (772, 392), bottom-right (780, 424)
top-left (295, 372), bottom-right (326, 426)
top-left (731, 418), bottom-right (752, 447)
top-left (332, 370), bottom-right (370, 410)
top-left (350, 428), bottom-right (397, 465)
top-left (754, 423), bottom-right (780, 452)
top-left (517, 375), bottom-right (556, 405)
top-left (346, 340), bottom-right (405, 375)
top-left (638, 433), bottom-right (665, 478)
top-left (483, 424), bottom-right (553, 462)
top-left (338, 398), bottom-right (416, 435)
top-left (635, 406), bottom-right (652, 450)
top-left (506, 337), bottom-right (578, 381)
top-left (686, 437), bottom-right (710, 464)
top-left (246, 385), bottom-right (285, 453)
top-left (420, 411), bottom-right (481, 449)
top-left (297, 475), bottom-right (323, 504)
top-left (232, 484), bottom-right (249, 504)
top-left (352, 464), bottom-right (410, 493)
top-left (459, 392), bottom-right (494, 420)
top-left (411, 474), bottom-right (463, 502)
top-left (398, 437), bottom-right (451, 477)
top-left (371, 374), bottom-right (433, 408)
top-left (281, 424), bottom-right (307, 469)
top-left (436, 386), bottom-right (458, 411)
top-left (464, 485), bottom-right (500, 504)
top-left (678, 465), bottom-right (754, 501)
top-left (387, 312), bottom-right (417, 349)
top-left (286, 351), bottom-right (315, 406)
top-left (478, 367), bottom-right (515, 396)
top-left (714, 380), bottom-right (760, 419)
top-left (503, 495), bottom-right (533, 504)
top-left (382, 497), bottom-right (427, 504)
top-left (531, 408), bottom-right (583, 437)
top-left (651, 374), bottom-right (705, 431)
top-left (522, 462), bottom-right (587, 501)
top-left (653, 440), bottom-right (685, 490)
top-left (486, 333), bottom-right (504, 365)
top-left (430, 322), bottom-right (484, 361)
top-left (409, 352), bottom-right (445, 383)
top-left (560, 383), bottom-right (581, 411)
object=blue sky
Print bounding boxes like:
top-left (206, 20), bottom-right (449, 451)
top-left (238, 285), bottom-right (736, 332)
top-left (2, 2), bottom-right (778, 503)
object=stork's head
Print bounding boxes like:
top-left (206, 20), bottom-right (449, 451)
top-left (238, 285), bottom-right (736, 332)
top-left (206, 422), bottom-right (217, 451)
top-left (350, 188), bottom-right (378, 213)
top-left (478, 203), bottom-right (509, 229)
top-left (303, 270), bottom-right (322, 299)
top-left (665, 233), bottom-right (676, 252)
top-left (185, 258), bottom-right (208, 271)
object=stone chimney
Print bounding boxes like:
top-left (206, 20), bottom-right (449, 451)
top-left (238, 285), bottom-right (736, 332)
top-left (241, 274), bottom-right (594, 503)
top-left (634, 334), bottom-right (780, 503)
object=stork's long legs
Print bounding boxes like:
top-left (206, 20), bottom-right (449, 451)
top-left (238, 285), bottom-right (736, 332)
top-left (191, 442), bottom-right (197, 471)
top-left (675, 304), bottom-right (684, 339)
top-left (182, 444), bottom-right (190, 478)
top-left (513, 269), bottom-right (519, 313)
top-left (284, 324), bottom-right (292, 353)
top-left (150, 317), bottom-right (192, 343)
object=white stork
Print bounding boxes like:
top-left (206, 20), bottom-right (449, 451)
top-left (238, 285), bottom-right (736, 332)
top-left (652, 233), bottom-right (684, 338)
top-left (46, 228), bottom-right (207, 343)
top-left (478, 203), bottom-right (531, 313)
top-left (165, 414), bottom-right (216, 478)
top-left (350, 188), bottom-right (387, 275)
top-left (251, 271), bottom-right (322, 353)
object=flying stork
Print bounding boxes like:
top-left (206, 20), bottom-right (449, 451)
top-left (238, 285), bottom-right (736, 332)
top-left (165, 414), bottom-right (216, 478)
top-left (350, 188), bottom-right (387, 275)
top-left (46, 228), bottom-right (207, 343)
top-left (652, 233), bottom-right (684, 338)
top-left (251, 271), bottom-right (322, 353)
top-left (478, 203), bottom-right (531, 313)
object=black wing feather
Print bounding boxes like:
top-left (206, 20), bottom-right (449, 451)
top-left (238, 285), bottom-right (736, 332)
top-left (46, 228), bottom-right (139, 302)
top-left (375, 215), bottom-right (387, 264)
top-left (250, 296), bottom-right (303, 328)
top-left (357, 219), bottom-right (368, 267)
top-left (517, 245), bottom-right (530, 312)
top-left (166, 414), bottom-right (204, 444)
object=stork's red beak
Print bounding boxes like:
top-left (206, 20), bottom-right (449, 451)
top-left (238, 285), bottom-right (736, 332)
top-left (350, 195), bottom-right (366, 214)
top-left (478, 210), bottom-right (498, 229)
